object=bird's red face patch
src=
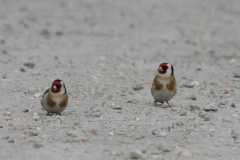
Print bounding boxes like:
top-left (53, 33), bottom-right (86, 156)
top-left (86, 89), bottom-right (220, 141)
top-left (51, 81), bottom-right (62, 93)
top-left (158, 63), bottom-right (168, 74)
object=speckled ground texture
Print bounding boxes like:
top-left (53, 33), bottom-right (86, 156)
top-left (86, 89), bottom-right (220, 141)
top-left (1, 0), bottom-right (240, 160)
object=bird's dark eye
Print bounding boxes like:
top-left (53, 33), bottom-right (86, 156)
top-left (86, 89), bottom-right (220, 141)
top-left (162, 66), bottom-right (168, 70)
top-left (57, 85), bottom-right (62, 89)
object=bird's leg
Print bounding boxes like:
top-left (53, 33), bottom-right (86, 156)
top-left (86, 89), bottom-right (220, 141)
top-left (47, 112), bottom-right (50, 116)
top-left (154, 101), bottom-right (157, 106)
top-left (58, 113), bottom-right (61, 116)
top-left (166, 102), bottom-right (171, 107)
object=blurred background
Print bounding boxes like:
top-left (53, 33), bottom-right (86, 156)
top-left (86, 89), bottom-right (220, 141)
top-left (1, 0), bottom-right (240, 98)
top-left (1, 0), bottom-right (240, 58)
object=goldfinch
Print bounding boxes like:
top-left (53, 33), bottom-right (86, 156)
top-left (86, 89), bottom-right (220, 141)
top-left (41, 79), bottom-right (68, 115)
top-left (151, 63), bottom-right (177, 107)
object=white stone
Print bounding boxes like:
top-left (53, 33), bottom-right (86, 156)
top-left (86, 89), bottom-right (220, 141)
top-left (129, 150), bottom-right (142, 159)
top-left (136, 118), bottom-right (141, 121)
top-left (33, 93), bottom-right (42, 98)
top-left (4, 111), bottom-right (11, 116)
top-left (191, 81), bottom-right (199, 86)
top-left (159, 132), bottom-right (167, 137)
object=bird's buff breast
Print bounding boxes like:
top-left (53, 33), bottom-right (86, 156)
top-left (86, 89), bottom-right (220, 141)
top-left (152, 76), bottom-right (177, 102)
top-left (41, 93), bottom-right (68, 113)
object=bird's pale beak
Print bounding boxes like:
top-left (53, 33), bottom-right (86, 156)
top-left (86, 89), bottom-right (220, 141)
top-left (158, 67), bottom-right (163, 72)
top-left (53, 85), bottom-right (57, 91)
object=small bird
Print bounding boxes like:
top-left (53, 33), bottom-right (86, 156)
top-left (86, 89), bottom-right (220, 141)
top-left (41, 79), bottom-right (68, 115)
top-left (151, 63), bottom-right (177, 107)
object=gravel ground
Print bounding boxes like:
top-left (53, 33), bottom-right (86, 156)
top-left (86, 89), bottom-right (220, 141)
top-left (1, 0), bottom-right (240, 159)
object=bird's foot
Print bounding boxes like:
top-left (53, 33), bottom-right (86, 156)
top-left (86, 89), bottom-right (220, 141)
top-left (46, 112), bottom-right (52, 116)
top-left (154, 101), bottom-right (157, 106)
top-left (166, 102), bottom-right (171, 107)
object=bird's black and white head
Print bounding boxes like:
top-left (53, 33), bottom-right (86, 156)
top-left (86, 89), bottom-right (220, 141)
top-left (157, 63), bottom-right (174, 77)
top-left (50, 79), bottom-right (67, 95)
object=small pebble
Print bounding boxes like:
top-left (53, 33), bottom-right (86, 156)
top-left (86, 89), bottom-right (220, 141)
top-left (89, 129), bottom-right (97, 133)
top-left (180, 112), bottom-right (187, 116)
top-left (232, 78), bottom-right (240, 81)
top-left (4, 111), bottom-right (11, 116)
top-left (218, 105), bottom-right (225, 108)
top-left (159, 132), bottom-right (167, 137)
top-left (109, 132), bottom-right (114, 136)
top-left (8, 140), bottom-right (14, 143)
top-left (231, 103), bottom-right (236, 108)
top-left (201, 115), bottom-right (210, 121)
top-left (2, 50), bottom-right (7, 54)
top-left (181, 84), bottom-right (194, 88)
top-left (129, 150), bottom-right (142, 159)
top-left (171, 107), bottom-right (181, 112)
top-left (20, 67), bottom-right (26, 72)
top-left (34, 93), bottom-right (42, 98)
top-left (141, 149), bottom-right (147, 153)
top-left (136, 118), bottom-right (141, 121)
top-left (8, 123), bottom-right (13, 126)
top-left (220, 101), bottom-right (227, 105)
top-left (55, 31), bottom-right (63, 36)
top-left (176, 120), bottom-right (184, 125)
top-left (158, 142), bottom-right (170, 152)
top-left (233, 114), bottom-right (238, 117)
top-left (0, 39), bottom-right (5, 44)
top-left (33, 143), bottom-right (43, 149)
top-left (23, 62), bottom-right (35, 68)
top-left (188, 95), bottom-right (196, 100)
top-left (186, 127), bottom-right (194, 131)
top-left (23, 109), bottom-right (29, 113)
top-left (176, 148), bottom-right (192, 158)
top-left (203, 105), bottom-right (218, 111)
top-left (41, 29), bottom-right (50, 37)
top-left (94, 112), bottom-right (102, 117)
top-left (189, 105), bottom-right (200, 111)
top-left (109, 151), bottom-right (121, 156)
top-left (231, 130), bottom-right (238, 139)
top-left (33, 112), bottom-right (40, 120)
top-left (66, 131), bottom-right (77, 137)
top-left (152, 130), bottom-right (158, 135)
top-left (110, 103), bottom-right (115, 107)
top-left (233, 69), bottom-right (240, 77)
top-left (29, 131), bottom-right (38, 136)
top-left (222, 118), bottom-right (230, 123)
top-left (33, 116), bottom-right (40, 120)
top-left (152, 130), bottom-right (167, 137)
top-left (28, 88), bottom-right (37, 94)
top-left (6, 116), bottom-right (12, 120)
top-left (191, 81), bottom-right (199, 86)
top-left (111, 104), bottom-right (122, 110)
top-left (132, 84), bottom-right (144, 91)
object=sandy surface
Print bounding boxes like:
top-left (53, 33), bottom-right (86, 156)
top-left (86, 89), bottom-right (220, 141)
top-left (1, 0), bottom-right (240, 159)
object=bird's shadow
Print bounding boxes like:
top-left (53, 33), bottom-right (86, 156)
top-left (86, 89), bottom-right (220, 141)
top-left (38, 111), bottom-right (69, 117)
top-left (153, 102), bottom-right (171, 108)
